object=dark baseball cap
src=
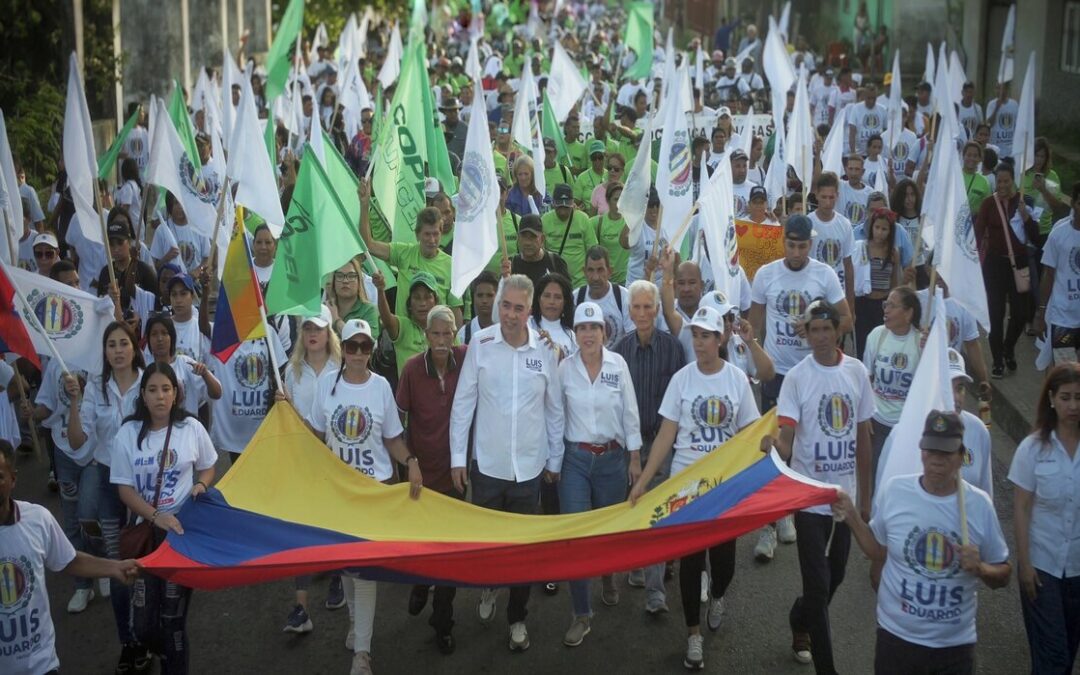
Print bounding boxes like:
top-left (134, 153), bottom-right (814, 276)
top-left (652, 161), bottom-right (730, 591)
top-left (749, 185), bottom-right (768, 202)
top-left (729, 149), bottom-right (748, 162)
top-left (518, 214), bottom-right (543, 234)
top-left (552, 183), bottom-right (574, 207)
top-left (785, 214), bottom-right (816, 241)
top-left (647, 186), bottom-right (660, 207)
top-left (107, 219), bottom-right (134, 241)
top-left (919, 410), bottom-right (965, 453)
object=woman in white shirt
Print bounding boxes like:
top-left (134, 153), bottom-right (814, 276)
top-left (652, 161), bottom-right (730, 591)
top-left (114, 159), bottom-right (144, 239)
top-left (529, 273), bottom-right (577, 359)
top-left (862, 286), bottom-right (922, 482)
top-left (557, 303), bottom-right (642, 647)
top-left (63, 321), bottom-right (148, 673)
top-left (143, 314), bottom-right (222, 415)
top-left (1009, 364), bottom-right (1080, 674)
top-left (629, 305), bottom-right (761, 671)
top-left (309, 319), bottom-right (421, 675)
top-left (111, 363), bottom-right (217, 675)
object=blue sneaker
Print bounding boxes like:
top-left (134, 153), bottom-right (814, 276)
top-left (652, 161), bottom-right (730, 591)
top-left (283, 604), bottom-right (313, 633)
top-left (325, 575), bottom-right (346, 610)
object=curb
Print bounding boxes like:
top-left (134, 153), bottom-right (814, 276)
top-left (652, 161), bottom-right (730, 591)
top-left (988, 379), bottom-right (1032, 446)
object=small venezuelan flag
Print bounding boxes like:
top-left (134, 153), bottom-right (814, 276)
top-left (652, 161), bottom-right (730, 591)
top-left (211, 208), bottom-right (267, 362)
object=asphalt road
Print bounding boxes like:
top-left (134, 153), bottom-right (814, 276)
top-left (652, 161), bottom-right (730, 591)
top-left (18, 424), bottom-right (1053, 674)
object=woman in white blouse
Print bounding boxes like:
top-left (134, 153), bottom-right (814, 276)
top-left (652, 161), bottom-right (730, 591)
top-left (557, 302), bottom-right (642, 648)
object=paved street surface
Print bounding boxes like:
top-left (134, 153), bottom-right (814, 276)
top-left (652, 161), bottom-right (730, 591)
top-left (16, 423), bottom-right (1042, 674)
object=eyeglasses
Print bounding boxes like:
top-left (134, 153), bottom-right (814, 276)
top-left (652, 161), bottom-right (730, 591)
top-left (607, 165), bottom-right (623, 172)
top-left (362, 118), bottom-right (373, 125)
top-left (343, 340), bottom-right (374, 355)
top-left (334, 272), bottom-right (359, 282)
top-left (34, 250), bottom-right (56, 259)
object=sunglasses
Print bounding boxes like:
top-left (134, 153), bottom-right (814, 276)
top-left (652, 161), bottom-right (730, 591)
top-left (34, 249), bottom-right (56, 259)
top-left (606, 165), bottom-right (623, 172)
top-left (343, 340), bottom-right (374, 355)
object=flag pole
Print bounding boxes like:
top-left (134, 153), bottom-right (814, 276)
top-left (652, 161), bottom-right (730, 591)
top-left (1, 260), bottom-right (71, 375)
top-left (206, 176), bottom-right (234, 281)
top-left (668, 203), bottom-right (700, 252)
top-left (258, 304), bottom-right (286, 395)
top-left (92, 175), bottom-right (119, 294)
top-left (286, 31), bottom-right (304, 151)
top-left (646, 204), bottom-right (664, 282)
top-left (0, 216), bottom-right (44, 457)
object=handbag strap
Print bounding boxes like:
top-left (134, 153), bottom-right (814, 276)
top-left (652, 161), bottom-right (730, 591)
top-left (149, 423), bottom-right (174, 509)
top-left (992, 195), bottom-right (1020, 266)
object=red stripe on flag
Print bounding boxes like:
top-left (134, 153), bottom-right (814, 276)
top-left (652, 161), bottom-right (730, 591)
top-left (0, 265), bottom-right (40, 369)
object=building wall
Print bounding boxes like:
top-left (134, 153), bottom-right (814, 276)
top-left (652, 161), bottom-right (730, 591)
top-left (1037, 0), bottom-right (1080, 128)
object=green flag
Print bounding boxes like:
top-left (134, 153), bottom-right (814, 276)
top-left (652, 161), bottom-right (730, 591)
top-left (417, 51), bottom-right (458, 195)
top-left (542, 94), bottom-right (569, 166)
top-left (265, 0), bottom-right (304, 102)
top-left (263, 116), bottom-right (278, 170)
top-left (97, 106), bottom-right (140, 179)
top-left (266, 145), bottom-right (367, 316)
top-left (623, 2), bottom-right (654, 81)
top-left (371, 85), bottom-right (383, 143)
top-left (167, 83), bottom-right (202, 173)
top-left (370, 40), bottom-right (429, 242)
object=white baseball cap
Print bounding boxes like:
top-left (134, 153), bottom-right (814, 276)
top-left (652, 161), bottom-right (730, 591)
top-left (688, 306), bottom-right (725, 333)
top-left (341, 319), bottom-right (374, 343)
top-left (947, 348), bottom-right (973, 383)
top-left (699, 290), bottom-right (736, 319)
top-left (302, 304), bottom-right (333, 329)
top-left (32, 232), bottom-right (59, 249)
top-left (573, 301), bottom-right (604, 327)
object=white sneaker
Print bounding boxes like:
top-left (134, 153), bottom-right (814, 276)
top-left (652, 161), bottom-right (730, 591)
top-left (344, 621), bottom-right (355, 651)
top-left (699, 570), bottom-right (709, 603)
top-left (627, 568), bottom-right (646, 588)
top-left (98, 578), bottom-right (111, 598)
top-left (754, 526), bottom-right (777, 562)
top-left (477, 588), bottom-right (497, 624)
top-left (706, 597), bottom-right (725, 631)
top-left (508, 621), bottom-right (530, 651)
top-left (67, 588), bottom-right (95, 613)
top-left (778, 515), bottom-right (797, 544)
top-left (349, 650), bottom-right (373, 675)
top-left (684, 634), bottom-right (705, 670)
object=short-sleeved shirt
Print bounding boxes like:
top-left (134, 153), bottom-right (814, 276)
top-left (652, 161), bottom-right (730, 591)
top-left (0, 501), bottom-right (76, 675)
top-left (388, 242), bottom-right (463, 316)
top-left (396, 346), bottom-right (467, 494)
top-left (862, 326), bottom-right (921, 426)
top-left (593, 213), bottom-right (630, 284)
top-left (871, 475), bottom-right (1008, 648)
top-left (110, 418), bottom-right (218, 514)
top-left (809, 210), bottom-right (855, 287)
top-left (541, 209), bottom-right (598, 288)
top-left (1040, 218), bottom-right (1080, 329)
top-left (1008, 431), bottom-right (1080, 578)
top-left (35, 360), bottom-right (93, 464)
top-left (312, 370), bottom-right (404, 481)
top-left (985, 98), bottom-right (1019, 156)
top-left (777, 352), bottom-right (875, 515)
top-left (847, 102), bottom-right (888, 156)
top-left (210, 334), bottom-right (286, 454)
top-left (574, 168), bottom-right (606, 204)
top-left (392, 316), bottom-right (429, 376)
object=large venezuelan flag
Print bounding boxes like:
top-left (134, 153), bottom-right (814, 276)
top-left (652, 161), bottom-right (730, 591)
top-left (142, 405), bottom-right (838, 590)
top-left (210, 210), bottom-right (267, 362)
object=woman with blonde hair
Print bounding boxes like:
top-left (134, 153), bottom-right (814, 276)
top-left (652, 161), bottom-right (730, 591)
top-left (326, 257), bottom-right (380, 340)
top-left (506, 154), bottom-right (547, 216)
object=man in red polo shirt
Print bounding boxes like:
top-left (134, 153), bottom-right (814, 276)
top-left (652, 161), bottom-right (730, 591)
top-left (395, 304), bottom-right (467, 656)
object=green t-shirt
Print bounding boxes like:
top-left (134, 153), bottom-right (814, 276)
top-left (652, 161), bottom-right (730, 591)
top-left (962, 171), bottom-right (991, 218)
top-left (387, 242), bottom-right (462, 316)
top-left (566, 141), bottom-right (589, 175)
top-left (504, 54), bottom-right (525, 77)
top-left (574, 167), bottom-right (606, 204)
top-left (544, 164), bottom-right (574, 196)
top-left (340, 300), bottom-right (381, 341)
top-left (392, 315), bottom-right (429, 375)
top-left (369, 206), bottom-right (392, 243)
top-left (541, 209), bottom-right (598, 288)
top-left (592, 213), bottom-right (629, 284)
top-left (493, 151), bottom-right (510, 183)
top-left (486, 210), bottom-right (521, 274)
top-left (1021, 169), bottom-right (1064, 234)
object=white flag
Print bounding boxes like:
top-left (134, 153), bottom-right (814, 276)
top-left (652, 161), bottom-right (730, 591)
top-left (511, 60), bottom-right (546, 202)
top-left (335, 14), bottom-right (358, 64)
top-left (784, 69), bottom-right (814, 185)
top-left (820, 110), bottom-right (846, 178)
top-left (618, 112), bottom-right (653, 247)
top-left (465, 36), bottom-right (482, 80)
top-left (0, 110), bottom-right (23, 264)
top-left (7, 264), bottom-right (116, 374)
top-left (763, 16), bottom-right (796, 133)
top-left (227, 76), bottom-right (286, 236)
top-left (923, 43), bottom-right (936, 88)
top-left (62, 52), bottom-right (103, 247)
top-left (377, 23), bottom-right (403, 89)
top-left (546, 41), bottom-right (588, 124)
top-left (885, 50), bottom-right (904, 154)
top-left (948, 51), bottom-right (967, 110)
top-left (656, 61), bottom-right (695, 248)
top-left (998, 4), bottom-right (1016, 84)
top-left (697, 156), bottom-right (741, 310)
top-left (339, 56), bottom-right (372, 141)
top-left (309, 22), bottom-right (328, 64)
top-left (741, 105), bottom-right (755, 157)
top-left (450, 78), bottom-right (500, 297)
top-left (146, 98), bottom-right (221, 239)
top-left (778, 1), bottom-right (792, 42)
top-left (875, 290), bottom-right (954, 502)
top-left (221, 48), bottom-right (243, 150)
top-left (1011, 53), bottom-right (1037, 174)
top-left (764, 131), bottom-right (787, 207)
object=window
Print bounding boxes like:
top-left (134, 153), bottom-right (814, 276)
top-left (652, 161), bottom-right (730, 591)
top-left (1064, 2), bottom-right (1080, 73)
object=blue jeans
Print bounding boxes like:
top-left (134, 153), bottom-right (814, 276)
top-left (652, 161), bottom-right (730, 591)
top-left (1021, 568), bottom-right (1080, 674)
top-left (96, 462), bottom-right (135, 644)
top-left (558, 442), bottom-right (629, 617)
top-left (53, 451), bottom-right (102, 590)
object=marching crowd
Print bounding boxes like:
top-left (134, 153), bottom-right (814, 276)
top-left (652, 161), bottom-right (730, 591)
top-left (2, 2), bottom-right (1080, 675)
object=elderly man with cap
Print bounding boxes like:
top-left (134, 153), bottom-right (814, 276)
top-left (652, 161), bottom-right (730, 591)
top-left (511, 214), bottom-right (570, 288)
top-left (30, 232), bottom-right (61, 277)
top-left (557, 301), bottom-right (642, 647)
top-left (541, 184), bottom-right (597, 289)
top-left (834, 409), bottom-right (1010, 675)
top-left (747, 185), bottom-right (779, 226)
top-left (574, 141), bottom-right (608, 209)
top-left (727, 149), bottom-right (754, 219)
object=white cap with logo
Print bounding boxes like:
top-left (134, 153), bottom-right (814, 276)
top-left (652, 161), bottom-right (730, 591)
top-left (688, 306), bottom-right (725, 333)
top-left (302, 304), bottom-right (334, 330)
top-left (573, 301), bottom-right (605, 327)
top-left (341, 319), bottom-right (374, 343)
top-left (947, 348), bottom-right (973, 383)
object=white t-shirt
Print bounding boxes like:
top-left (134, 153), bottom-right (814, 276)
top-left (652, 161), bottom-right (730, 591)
top-left (0, 501), bottom-right (76, 675)
top-left (172, 312), bottom-right (211, 363)
top-left (1041, 221), bottom-right (1080, 328)
top-left (956, 102), bottom-right (984, 141)
top-left (751, 258), bottom-right (845, 375)
top-left (156, 221), bottom-right (210, 273)
top-left (311, 370), bottom-right (403, 481)
top-left (959, 410), bottom-right (993, 499)
top-left (837, 182), bottom-right (873, 228)
top-left (777, 352), bottom-right (875, 515)
top-left (110, 417), bottom-right (218, 514)
top-left (149, 221), bottom-right (183, 271)
top-left (285, 360), bottom-right (339, 423)
top-left (35, 360), bottom-right (94, 464)
top-left (171, 355), bottom-right (210, 414)
top-left (1007, 431), bottom-right (1080, 578)
top-left (731, 181), bottom-right (752, 219)
top-left (211, 334), bottom-right (286, 453)
top-left (847, 102), bottom-right (888, 155)
top-left (123, 125), bottom-right (151, 174)
top-left (985, 98), bottom-right (1019, 157)
top-left (811, 83), bottom-right (839, 126)
top-left (659, 361), bottom-right (760, 476)
top-left (80, 371), bottom-right (143, 466)
top-left (862, 326), bottom-right (921, 426)
top-left (115, 180), bottom-right (143, 237)
top-left (829, 87), bottom-right (858, 119)
top-left (871, 475), bottom-right (1008, 648)
top-left (864, 158), bottom-right (886, 191)
top-left (889, 128), bottom-right (923, 176)
top-left (809, 210), bottom-right (855, 287)
top-left (916, 291), bottom-right (980, 351)
top-left (528, 316), bottom-right (577, 357)
top-left (626, 224), bottom-right (665, 287)
top-left (573, 283), bottom-right (635, 348)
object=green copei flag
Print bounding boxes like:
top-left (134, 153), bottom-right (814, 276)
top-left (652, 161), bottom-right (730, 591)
top-left (623, 2), bottom-right (654, 81)
top-left (265, 145), bottom-right (368, 316)
top-left (264, 0), bottom-right (305, 102)
top-left (264, 116), bottom-right (278, 171)
top-left (370, 40), bottom-right (429, 243)
top-left (542, 94), bottom-right (569, 166)
top-left (97, 107), bottom-right (140, 179)
top-left (168, 83), bottom-right (202, 173)
top-left (416, 48), bottom-right (457, 196)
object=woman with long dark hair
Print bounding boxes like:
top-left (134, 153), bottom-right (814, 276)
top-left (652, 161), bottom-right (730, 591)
top-left (143, 314), bottom-right (222, 414)
top-left (529, 272), bottom-right (576, 358)
top-left (112, 363), bottom-right (217, 675)
top-left (889, 179), bottom-right (926, 287)
top-left (853, 208), bottom-right (902, 354)
top-left (1008, 363), bottom-right (1080, 674)
top-left (114, 158), bottom-right (145, 239)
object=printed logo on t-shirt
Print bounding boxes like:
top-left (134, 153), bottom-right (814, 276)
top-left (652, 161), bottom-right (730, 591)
top-left (997, 112), bottom-right (1015, 130)
top-left (893, 142), bottom-right (910, 162)
top-left (26, 290), bottom-right (84, 340)
top-left (953, 204), bottom-right (978, 263)
top-left (179, 241), bottom-right (197, 269)
top-left (330, 405), bottom-right (373, 445)
top-left (815, 238), bottom-right (844, 269)
top-left (962, 446), bottom-right (974, 467)
top-left (0, 557), bottom-right (33, 613)
top-left (903, 527), bottom-right (960, 579)
top-left (890, 352), bottom-right (910, 370)
top-left (845, 201), bottom-right (867, 227)
top-left (688, 394), bottom-right (736, 453)
top-left (1069, 246), bottom-right (1080, 276)
top-left (774, 289), bottom-right (810, 321)
top-left (733, 194), bottom-right (748, 216)
top-left (862, 112), bottom-right (882, 129)
top-left (234, 352), bottom-right (268, 389)
top-left (56, 373), bottom-right (72, 409)
top-left (817, 393), bottom-right (854, 438)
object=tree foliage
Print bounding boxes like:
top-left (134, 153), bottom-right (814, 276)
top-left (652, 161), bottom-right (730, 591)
top-left (272, 0), bottom-right (408, 45)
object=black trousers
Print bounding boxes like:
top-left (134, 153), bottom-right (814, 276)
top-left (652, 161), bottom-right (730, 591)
top-left (679, 540), bottom-right (736, 627)
top-left (983, 254), bottom-right (1031, 365)
top-left (411, 488), bottom-right (465, 635)
top-left (874, 627), bottom-right (975, 674)
top-left (790, 512), bottom-right (851, 675)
